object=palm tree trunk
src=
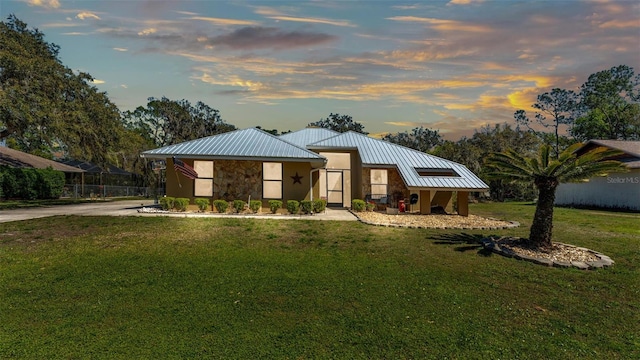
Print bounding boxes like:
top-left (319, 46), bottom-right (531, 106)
top-left (529, 181), bottom-right (557, 248)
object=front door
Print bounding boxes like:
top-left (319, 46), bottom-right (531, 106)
top-left (326, 170), bottom-right (343, 207)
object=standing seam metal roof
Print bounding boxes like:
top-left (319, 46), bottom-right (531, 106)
top-left (140, 127), bottom-right (326, 163)
top-left (278, 128), bottom-right (340, 148)
top-left (308, 131), bottom-right (488, 190)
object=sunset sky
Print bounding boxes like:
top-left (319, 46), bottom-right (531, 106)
top-left (3, 0), bottom-right (639, 139)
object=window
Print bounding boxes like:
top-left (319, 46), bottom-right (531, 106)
top-left (194, 160), bottom-right (214, 197)
top-left (370, 169), bottom-right (388, 199)
top-left (415, 168), bottom-right (459, 177)
top-left (263, 162), bottom-right (282, 199)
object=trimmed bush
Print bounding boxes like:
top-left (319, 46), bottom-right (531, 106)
top-left (300, 200), bottom-right (313, 214)
top-left (174, 198), bottom-right (190, 212)
top-left (366, 202), bottom-right (375, 211)
top-left (352, 199), bottom-right (366, 212)
top-left (159, 197), bottom-right (175, 211)
top-left (249, 200), bottom-right (262, 213)
top-left (195, 198), bottom-right (210, 212)
top-left (213, 199), bottom-right (229, 213)
top-left (313, 199), bottom-right (326, 213)
top-left (233, 200), bottom-right (246, 213)
top-left (286, 200), bottom-right (300, 214)
top-left (268, 200), bottom-right (282, 214)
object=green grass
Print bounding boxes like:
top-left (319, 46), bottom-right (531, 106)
top-left (0, 203), bottom-right (638, 359)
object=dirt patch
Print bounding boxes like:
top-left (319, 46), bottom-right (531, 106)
top-left (353, 211), bottom-right (517, 229)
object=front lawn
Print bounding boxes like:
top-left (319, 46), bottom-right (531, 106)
top-left (0, 203), bottom-right (638, 358)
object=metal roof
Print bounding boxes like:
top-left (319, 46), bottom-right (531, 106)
top-left (0, 146), bottom-right (85, 173)
top-left (279, 128), bottom-right (339, 148)
top-left (580, 140), bottom-right (640, 168)
top-left (309, 131), bottom-right (489, 190)
top-left (58, 159), bottom-right (133, 175)
top-left (141, 127), bottom-right (326, 166)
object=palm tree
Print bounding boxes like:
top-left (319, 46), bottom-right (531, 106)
top-left (486, 143), bottom-right (627, 249)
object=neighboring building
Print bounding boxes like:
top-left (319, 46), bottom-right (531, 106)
top-left (555, 140), bottom-right (640, 211)
top-left (57, 159), bottom-right (136, 186)
top-left (0, 146), bottom-right (84, 174)
top-left (141, 127), bottom-right (489, 215)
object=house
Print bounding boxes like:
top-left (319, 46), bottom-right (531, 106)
top-left (141, 127), bottom-right (489, 215)
top-left (555, 140), bottom-right (640, 211)
top-left (0, 146), bottom-right (84, 174)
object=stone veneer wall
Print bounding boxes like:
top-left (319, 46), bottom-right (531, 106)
top-left (214, 160), bottom-right (262, 201)
top-left (361, 167), bottom-right (408, 202)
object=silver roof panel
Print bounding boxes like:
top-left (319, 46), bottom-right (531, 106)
top-left (279, 128), bottom-right (340, 148)
top-left (309, 131), bottom-right (488, 190)
top-left (141, 128), bottom-right (326, 164)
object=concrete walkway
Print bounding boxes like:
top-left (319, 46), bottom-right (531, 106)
top-left (0, 200), bottom-right (358, 223)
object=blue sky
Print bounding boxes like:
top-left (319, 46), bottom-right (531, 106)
top-left (3, 0), bottom-right (639, 139)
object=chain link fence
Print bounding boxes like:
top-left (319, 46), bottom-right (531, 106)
top-left (61, 184), bottom-right (164, 199)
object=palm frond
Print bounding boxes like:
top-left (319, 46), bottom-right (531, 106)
top-left (486, 143), bottom-right (627, 187)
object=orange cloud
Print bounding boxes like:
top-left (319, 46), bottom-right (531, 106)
top-left (507, 88), bottom-right (540, 110)
top-left (26, 0), bottom-right (60, 9)
top-left (599, 19), bottom-right (640, 29)
top-left (187, 16), bottom-right (259, 26)
top-left (386, 16), bottom-right (493, 33)
top-left (254, 7), bottom-right (355, 27)
top-left (76, 11), bottom-right (100, 20)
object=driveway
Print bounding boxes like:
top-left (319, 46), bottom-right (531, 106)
top-left (0, 200), bottom-right (357, 223)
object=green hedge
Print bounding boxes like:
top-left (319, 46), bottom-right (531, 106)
top-left (286, 200), bottom-right (300, 214)
top-left (233, 200), bottom-right (246, 213)
top-left (300, 200), bottom-right (313, 214)
top-left (249, 200), bottom-right (262, 213)
top-left (195, 198), bottom-right (210, 212)
top-left (351, 199), bottom-right (366, 212)
top-left (159, 197), bottom-right (175, 211)
top-left (213, 200), bottom-right (229, 213)
top-left (174, 198), bottom-right (190, 212)
top-left (313, 199), bottom-right (326, 213)
top-left (268, 200), bottom-right (282, 214)
top-left (0, 166), bottom-right (65, 200)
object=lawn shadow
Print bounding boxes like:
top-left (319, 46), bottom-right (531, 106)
top-left (430, 232), bottom-right (499, 256)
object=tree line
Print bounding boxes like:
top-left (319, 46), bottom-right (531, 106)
top-left (1, 16), bottom-right (638, 201)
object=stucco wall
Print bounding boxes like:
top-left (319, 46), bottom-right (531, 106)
top-left (555, 169), bottom-right (640, 211)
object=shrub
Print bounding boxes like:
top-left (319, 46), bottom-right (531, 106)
top-left (286, 200), bottom-right (300, 214)
top-left (0, 166), bottom-right (60, 200)
top-left (195, 198), bottom-right (210, 212)
top-left (249, 200), bottom-right (262, 213)
top-left (213, 199), bottom-right (229, 213)
top-left (313, 199), bottom-right (326, 213)
top-left (35, 167), bottom-right (65, 199)
top-left (352, 199), bottom-right (366, 212)
top-left (366, 202), bottom-right (375, 211)
top-left (233, 200), bottom-right (246, 213)
top-left (159, 197), bottom-right (175, 211)
top-left (268, 200), bottom-right (282, 214)
top-left (300, 200), bottom-right (313, 214)
top-left (174, 198), bottom-right (190, 212)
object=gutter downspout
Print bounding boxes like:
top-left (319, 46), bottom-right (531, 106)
top-left (309, 168), bottom-right (321, 201)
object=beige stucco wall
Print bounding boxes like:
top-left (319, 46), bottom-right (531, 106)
top-left (555, 169), bottom-right (640, 211)
top-left (283, 162), bottom-right (314, 202)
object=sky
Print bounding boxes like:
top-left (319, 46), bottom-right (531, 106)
top-left (2, 0), bottom-right (639, 140)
